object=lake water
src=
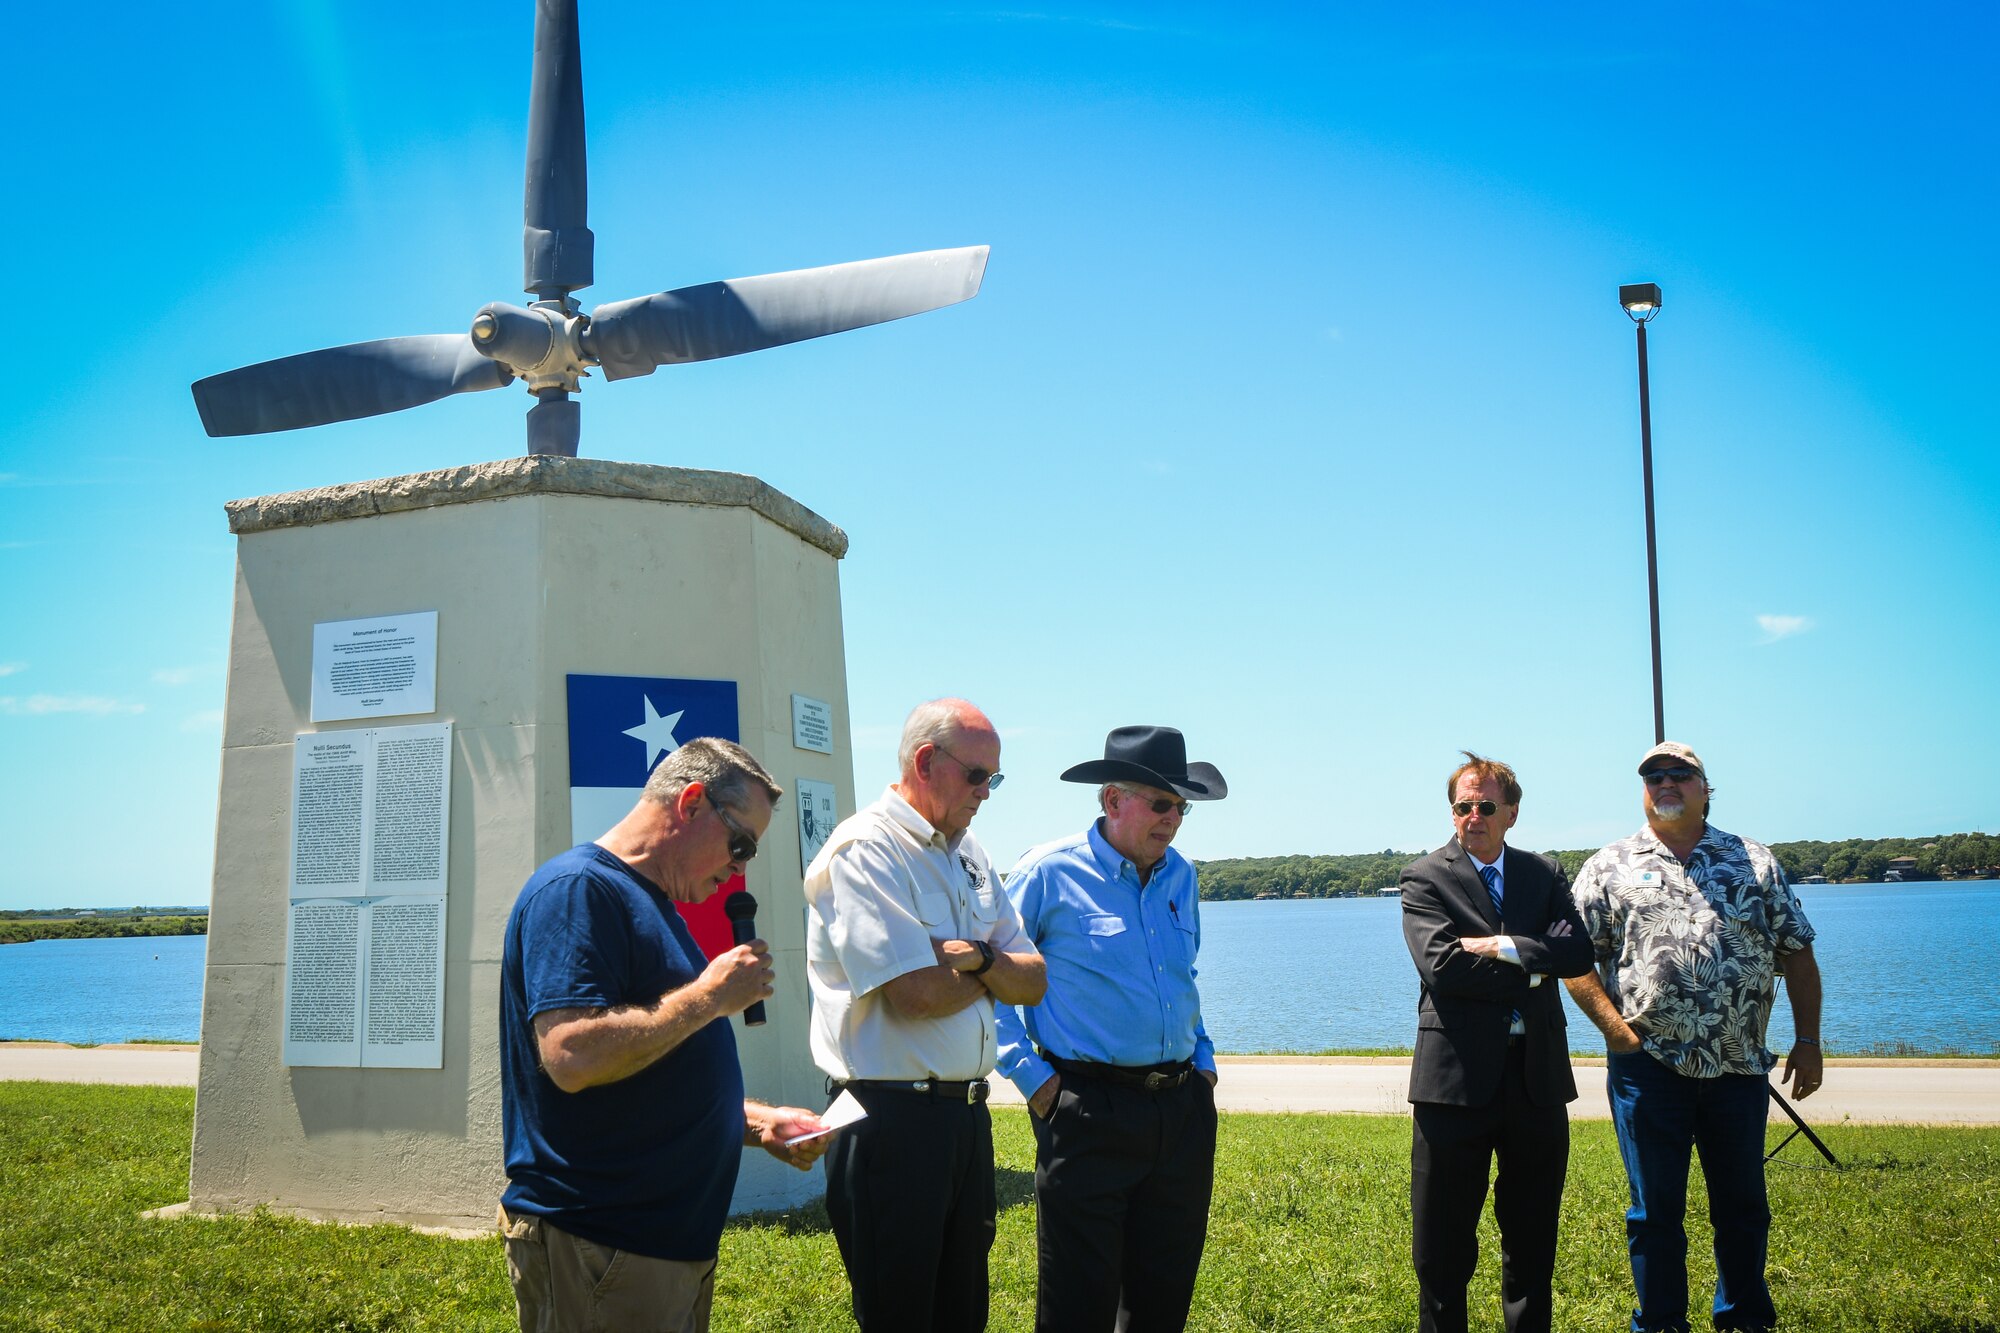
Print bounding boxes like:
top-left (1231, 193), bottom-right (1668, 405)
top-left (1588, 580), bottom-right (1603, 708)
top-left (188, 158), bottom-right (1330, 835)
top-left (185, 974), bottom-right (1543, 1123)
top-left (1197, 881), bottom-right (2000, 1055)
top-left (4, 883), bottom-right (1996, 1052)
top-left (0, 933), bottom-right (208, 1044)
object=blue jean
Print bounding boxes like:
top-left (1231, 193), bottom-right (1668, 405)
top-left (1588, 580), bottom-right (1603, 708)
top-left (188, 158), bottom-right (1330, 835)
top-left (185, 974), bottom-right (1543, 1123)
top-left (1604, 1050), bottom-right (1777, 1332)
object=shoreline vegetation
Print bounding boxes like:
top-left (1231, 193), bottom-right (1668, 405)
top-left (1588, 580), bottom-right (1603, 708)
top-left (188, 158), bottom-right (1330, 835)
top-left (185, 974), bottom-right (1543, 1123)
top-left (8, 831), bottom-right (1996, 924)
top-left (0, 912), bottom-right (207, 945)
top-left (1194, 830), bottom-right (2000, 900)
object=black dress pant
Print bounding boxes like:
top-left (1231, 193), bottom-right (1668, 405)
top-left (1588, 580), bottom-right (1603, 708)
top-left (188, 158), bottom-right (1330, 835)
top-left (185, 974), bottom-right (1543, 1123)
top-left (823, 1084), bottom-right (995, 1332)
top-left (1029, 1068), bottom-right (1218, 1332)
top-left (1410, 1043), bottom-right (1570, 1333)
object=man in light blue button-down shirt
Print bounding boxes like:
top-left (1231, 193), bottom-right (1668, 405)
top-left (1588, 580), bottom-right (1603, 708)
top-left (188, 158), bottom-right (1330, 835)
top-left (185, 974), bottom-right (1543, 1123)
top-left (996, 725), bottom-right (1226, 1332)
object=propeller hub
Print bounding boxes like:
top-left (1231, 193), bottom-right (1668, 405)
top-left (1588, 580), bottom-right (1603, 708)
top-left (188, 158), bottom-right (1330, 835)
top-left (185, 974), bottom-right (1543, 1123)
top-left (469, 300), bottom-right (596, 395)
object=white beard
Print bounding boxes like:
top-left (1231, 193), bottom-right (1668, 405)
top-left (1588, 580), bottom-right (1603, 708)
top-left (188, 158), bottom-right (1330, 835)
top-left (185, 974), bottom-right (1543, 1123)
top-left (1652, 797), bottom-right (1687, 819)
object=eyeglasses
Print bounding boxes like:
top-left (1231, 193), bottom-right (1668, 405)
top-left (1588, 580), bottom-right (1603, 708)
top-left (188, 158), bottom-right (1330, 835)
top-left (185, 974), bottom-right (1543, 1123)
top-left (704, 790), bottom-right (760, 863)
top-left (933, 744), bottom-right (1004, 792)
top-left (1117, 785), bottom-right (1190, 816)
top-left (1452, 799), bottom-right (1498, 818)
top-left (1643, 767), bottom-right (1701, 786)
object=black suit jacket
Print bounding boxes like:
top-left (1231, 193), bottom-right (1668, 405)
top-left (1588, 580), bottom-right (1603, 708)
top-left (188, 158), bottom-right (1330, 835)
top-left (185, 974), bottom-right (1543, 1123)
top-left (1401, 841), bottom-right (1592, 1108)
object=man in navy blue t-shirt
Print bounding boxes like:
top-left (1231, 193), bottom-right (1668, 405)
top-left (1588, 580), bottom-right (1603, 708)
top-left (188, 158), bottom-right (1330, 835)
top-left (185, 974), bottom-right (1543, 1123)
top-left (500, 737), bottom-right (830, 1333)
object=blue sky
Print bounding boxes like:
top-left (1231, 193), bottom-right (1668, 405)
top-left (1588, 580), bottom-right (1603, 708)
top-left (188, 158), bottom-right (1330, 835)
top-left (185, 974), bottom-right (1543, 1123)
top-left (2, 3), bottom-right (1994, 910)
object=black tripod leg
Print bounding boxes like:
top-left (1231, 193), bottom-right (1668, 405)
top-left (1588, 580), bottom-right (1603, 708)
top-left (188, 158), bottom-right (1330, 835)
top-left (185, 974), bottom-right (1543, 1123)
top-left (1768, 1083), bottom-right (1840, 1168)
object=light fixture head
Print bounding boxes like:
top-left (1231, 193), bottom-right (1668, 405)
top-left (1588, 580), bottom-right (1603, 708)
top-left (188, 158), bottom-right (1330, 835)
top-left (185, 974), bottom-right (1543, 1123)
top-left (1620, 282), bottom-right (1663, 323)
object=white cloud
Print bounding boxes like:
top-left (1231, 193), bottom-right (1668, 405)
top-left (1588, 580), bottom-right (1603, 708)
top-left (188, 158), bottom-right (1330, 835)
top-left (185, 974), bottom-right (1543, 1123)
top-left (0, 662), bottom-right (24, 677)
top-left (0, 694), bottom-right (146, 716)
top-left (180, 708), bottom-right (226, 732)
top-left (152, 666), bottom-right (202, 686)
top-left (1756, 614), bottom-right (1813, 642)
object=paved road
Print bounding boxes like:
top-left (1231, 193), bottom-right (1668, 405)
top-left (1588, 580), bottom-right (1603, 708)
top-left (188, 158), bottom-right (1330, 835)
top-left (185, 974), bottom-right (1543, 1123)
top-left (5, 1046), bottom-right (1994, 1124)
top-left (991, 1056), bottom-right (2000, 1125)
top-left (0, 1043), bottom-right (200, 1086)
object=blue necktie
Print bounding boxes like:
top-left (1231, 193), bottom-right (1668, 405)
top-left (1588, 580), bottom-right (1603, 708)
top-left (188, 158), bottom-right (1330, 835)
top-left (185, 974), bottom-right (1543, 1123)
top-left (1478, 864), bottom-right (1521, 1032)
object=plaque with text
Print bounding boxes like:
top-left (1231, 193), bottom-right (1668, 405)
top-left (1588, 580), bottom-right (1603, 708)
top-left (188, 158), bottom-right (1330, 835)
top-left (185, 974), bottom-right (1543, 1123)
top-left (797, 777), bottom-right (837, 873)
top-left (311, 612), bottom-right (438, 722)
top-left (283, 721), bottom-right (452, 1068)
top-left (791, 693), bottom-right (833, 754)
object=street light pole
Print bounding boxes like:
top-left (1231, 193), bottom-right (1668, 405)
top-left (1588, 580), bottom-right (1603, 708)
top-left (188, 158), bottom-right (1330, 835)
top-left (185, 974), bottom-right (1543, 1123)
top-left (1620, 282), bottom-right (1665, 744)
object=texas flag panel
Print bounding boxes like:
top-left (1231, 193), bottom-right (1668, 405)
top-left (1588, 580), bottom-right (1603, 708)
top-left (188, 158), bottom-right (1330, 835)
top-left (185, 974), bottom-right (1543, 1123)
top-left (567, 673), bottom-right (741, 960)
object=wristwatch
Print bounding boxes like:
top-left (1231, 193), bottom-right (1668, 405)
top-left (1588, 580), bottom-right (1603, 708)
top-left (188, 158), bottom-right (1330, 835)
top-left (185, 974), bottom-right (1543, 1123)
top-left (969, 939), bottom-right (996, 976)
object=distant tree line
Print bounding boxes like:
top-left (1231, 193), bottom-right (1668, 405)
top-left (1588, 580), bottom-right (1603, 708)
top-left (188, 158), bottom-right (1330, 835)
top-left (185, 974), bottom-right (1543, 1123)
top-left (1197, 831), bottom-right (1997, 901)
top-left (0, 916), bottom-right (208, 945)
top-left (1195, 852), bottom-right (1422, 901)
top-left (1762, 832), bottom-right (1997, 883)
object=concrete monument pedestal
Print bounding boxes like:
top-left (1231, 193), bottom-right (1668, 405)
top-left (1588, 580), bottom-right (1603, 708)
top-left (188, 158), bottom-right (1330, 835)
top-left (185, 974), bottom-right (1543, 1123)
top-left (188, 456), bottom-right (851, 1229)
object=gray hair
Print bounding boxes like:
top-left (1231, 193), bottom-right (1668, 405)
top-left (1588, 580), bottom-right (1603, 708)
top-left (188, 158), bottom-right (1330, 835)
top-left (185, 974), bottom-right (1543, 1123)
top-left (1097, 783), bottom-right (1123, 815)
top-left (643, 737), bottom-right (783, 813)
top-left (898, 698), bottom-right (973, 774)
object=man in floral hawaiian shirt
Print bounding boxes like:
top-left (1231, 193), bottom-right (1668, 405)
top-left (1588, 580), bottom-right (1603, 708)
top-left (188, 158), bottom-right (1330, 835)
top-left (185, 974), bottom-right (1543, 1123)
top-left (1566, 742), bottom-right (1824, 1333)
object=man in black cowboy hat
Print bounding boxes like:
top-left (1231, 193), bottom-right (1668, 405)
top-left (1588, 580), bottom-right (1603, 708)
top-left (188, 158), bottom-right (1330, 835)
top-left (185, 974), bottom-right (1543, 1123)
top-left (1400, 752), bottom-right (1592, 1333)
top-left (995, 724), bottom-right (1227, 1332)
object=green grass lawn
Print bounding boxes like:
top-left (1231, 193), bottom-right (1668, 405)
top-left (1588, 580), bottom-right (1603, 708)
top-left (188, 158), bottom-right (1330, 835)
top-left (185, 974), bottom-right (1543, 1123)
top-left (1, 1083), bottom-right (1994, 1331)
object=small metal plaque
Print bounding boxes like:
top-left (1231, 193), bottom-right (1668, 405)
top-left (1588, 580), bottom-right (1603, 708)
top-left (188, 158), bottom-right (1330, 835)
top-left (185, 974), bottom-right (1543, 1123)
top-left (791, 693), bottom-right (834, 754)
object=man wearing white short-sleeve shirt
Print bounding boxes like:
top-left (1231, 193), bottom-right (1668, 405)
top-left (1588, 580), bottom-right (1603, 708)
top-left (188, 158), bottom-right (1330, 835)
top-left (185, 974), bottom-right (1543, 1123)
top-left (804, 697), bottom-right (1046, 1331)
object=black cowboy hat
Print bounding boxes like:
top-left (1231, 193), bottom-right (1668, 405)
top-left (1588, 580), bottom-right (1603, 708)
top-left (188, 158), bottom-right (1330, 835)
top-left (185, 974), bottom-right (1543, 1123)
top-left (1060, 725), bottom-right (1228, 801)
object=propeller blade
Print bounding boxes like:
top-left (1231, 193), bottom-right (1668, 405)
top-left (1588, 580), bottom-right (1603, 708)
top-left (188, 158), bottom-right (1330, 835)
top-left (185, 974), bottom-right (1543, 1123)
top-left (523, 0), bottom-right (593, 297)
top-left (191, 335), bottom-right (512, 437)
top-left (585, 245), bottom-right (990, 381)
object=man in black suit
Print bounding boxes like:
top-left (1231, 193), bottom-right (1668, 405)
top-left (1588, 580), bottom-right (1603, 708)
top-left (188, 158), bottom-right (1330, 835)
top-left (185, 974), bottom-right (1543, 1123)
top-left (1401, 752), bottom-right (1593, 1333)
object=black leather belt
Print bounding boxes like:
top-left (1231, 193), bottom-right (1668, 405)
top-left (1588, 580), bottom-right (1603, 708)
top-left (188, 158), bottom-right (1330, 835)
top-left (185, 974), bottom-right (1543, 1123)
top-left (831, 1077), bottom-right (990, 1104)
top-left (1046, 1054), bottom-right (1194, 1092)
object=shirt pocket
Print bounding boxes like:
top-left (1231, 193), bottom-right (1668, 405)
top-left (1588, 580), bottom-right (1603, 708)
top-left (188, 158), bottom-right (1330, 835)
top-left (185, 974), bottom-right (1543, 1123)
top-left (914, 890), bottom-right (954, 930)
top-left (968, 883), bottom-right (1002, 929)
top-left (1080, 912), bottom-right (1127, 944)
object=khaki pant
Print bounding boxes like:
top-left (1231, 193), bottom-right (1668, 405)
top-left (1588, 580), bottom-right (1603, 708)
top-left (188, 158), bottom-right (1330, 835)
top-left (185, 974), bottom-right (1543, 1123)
top-left (499, 1204), bottom-right (716, 1333)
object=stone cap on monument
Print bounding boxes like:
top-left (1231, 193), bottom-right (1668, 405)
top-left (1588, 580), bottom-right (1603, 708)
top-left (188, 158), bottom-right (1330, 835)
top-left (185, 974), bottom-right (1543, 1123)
top-left (223, 455), bottom-right (848, 559)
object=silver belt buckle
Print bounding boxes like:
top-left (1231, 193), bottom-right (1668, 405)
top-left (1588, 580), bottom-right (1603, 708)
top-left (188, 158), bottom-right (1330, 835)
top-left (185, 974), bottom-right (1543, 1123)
top-left (967, 1079), bottom-right (988, 1104)
top-left (913, 1079), bottom-right (931, 1093)
top-left (1144, 1072), bottom-right (1168, 1091)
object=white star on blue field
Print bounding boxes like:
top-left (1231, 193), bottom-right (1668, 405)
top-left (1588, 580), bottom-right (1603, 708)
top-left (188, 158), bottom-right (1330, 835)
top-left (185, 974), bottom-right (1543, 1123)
top-left (623, 699), bottom-right (685, 771)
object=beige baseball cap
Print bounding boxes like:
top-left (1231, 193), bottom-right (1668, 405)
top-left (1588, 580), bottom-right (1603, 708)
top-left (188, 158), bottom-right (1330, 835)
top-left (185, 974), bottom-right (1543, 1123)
top-left (1637, 741), bottom-right (1705, 775)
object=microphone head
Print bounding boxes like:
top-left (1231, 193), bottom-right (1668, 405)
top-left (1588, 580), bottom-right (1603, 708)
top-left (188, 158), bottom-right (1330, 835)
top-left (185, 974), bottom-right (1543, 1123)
top-left (722, 890), bottom-right (758, 922)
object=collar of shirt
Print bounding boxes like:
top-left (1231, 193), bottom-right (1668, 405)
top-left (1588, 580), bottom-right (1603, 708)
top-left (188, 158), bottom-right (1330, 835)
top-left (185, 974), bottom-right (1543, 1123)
top-left (1464, 844), bottom-right (1503, 893)
top-left (881, 784), bottom-right (950, 852)
top-left (1086, 819), bottom-right (1145, 886)
top-left (1632, 820), bottom-right (1722, 864)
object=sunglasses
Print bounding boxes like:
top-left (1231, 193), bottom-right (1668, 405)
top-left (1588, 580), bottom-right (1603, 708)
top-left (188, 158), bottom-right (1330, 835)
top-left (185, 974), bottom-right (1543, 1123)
top-left (1452, 799), bottom-right (1498, 818)
top-left (933, 744), bottom-right (1004, 792)
top-left (1643, 767), bottom-right (1702, 786)
top-left (1118, 786), bottom-right (1191, 816)
top-left (705, 790), bottom-right (760, 863)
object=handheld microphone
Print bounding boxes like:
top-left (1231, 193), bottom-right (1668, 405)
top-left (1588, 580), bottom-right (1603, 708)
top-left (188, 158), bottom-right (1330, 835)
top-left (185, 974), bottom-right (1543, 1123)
top-left (721, 891), bottom-right (767, 1027)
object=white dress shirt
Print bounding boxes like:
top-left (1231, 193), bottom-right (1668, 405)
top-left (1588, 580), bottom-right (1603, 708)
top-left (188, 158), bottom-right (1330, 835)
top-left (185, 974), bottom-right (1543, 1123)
top-left (804, 786), bottom-right (1037, 1081)
top-left (1468, 847), bottom-right (1538, 1034)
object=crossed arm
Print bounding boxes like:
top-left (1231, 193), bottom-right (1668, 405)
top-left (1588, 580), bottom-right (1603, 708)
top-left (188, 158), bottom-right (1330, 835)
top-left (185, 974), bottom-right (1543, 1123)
top-left (881, 936), bottom-right (1046, 1019)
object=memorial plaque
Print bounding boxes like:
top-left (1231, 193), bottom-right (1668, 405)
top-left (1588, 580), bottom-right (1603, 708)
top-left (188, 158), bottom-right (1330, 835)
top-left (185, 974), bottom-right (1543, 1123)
top-left (311, 612), bottom-right (438, 722)
top-left (791, 693), bottom-right (833, 754)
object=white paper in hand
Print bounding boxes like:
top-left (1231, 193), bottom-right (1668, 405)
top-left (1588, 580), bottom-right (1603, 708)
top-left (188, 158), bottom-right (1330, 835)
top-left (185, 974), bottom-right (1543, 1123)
top-left (782, 1088), bottom-right (869, 1145)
